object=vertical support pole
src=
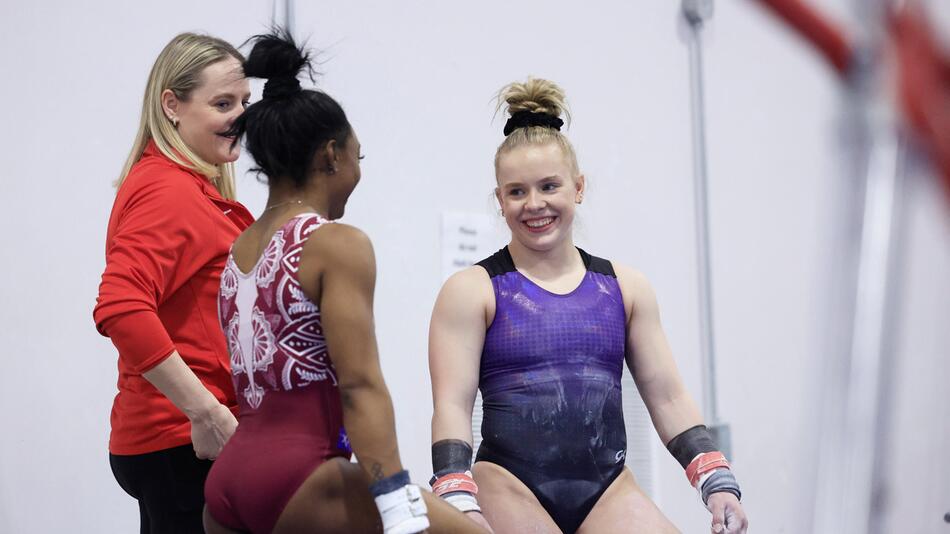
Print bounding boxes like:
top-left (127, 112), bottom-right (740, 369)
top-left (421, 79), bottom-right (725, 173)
top-left (813, 1), bottom-right (904, 531)
top-left (272, 0), bottom-right (296, 35)
top-left (682, 0), bottom-right (731, 458)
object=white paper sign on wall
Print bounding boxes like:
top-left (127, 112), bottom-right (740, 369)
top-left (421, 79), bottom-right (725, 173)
top-left (440, 211), bottom-right (500, 282)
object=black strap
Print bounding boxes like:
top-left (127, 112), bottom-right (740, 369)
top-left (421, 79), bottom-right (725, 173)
top-left (666, 424), bottom-right (719, 468)
top-left (431, 439), bottom-right (473, 478)
top-left (476, 248), bottom-right (516, 277)
top-left (478, 246), bottom-right (615, 278)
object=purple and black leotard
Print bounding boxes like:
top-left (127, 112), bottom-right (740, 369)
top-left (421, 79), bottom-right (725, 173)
top-left (475, 246), bottom-right (628, 533)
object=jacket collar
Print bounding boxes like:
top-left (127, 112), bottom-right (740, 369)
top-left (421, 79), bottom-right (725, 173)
top-left (142, 139), bottom-right (226, 200)
top-left (140, 139), bottom-right (255, 227)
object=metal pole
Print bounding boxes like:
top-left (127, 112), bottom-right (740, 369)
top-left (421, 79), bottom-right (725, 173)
top-left (813, 0), bottom-right (904, 531)
top-left (681, 0), bottom-right (731, 458)
top-left (272, 0), bottom-right (295, 35)
top-left (847, 116), bottom-right (902, 534)
top-left (813, 91), bottom-right (904, 534)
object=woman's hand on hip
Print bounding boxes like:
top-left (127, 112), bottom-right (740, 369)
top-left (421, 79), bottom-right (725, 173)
top-left (190, 403), bottom-right (237, 460)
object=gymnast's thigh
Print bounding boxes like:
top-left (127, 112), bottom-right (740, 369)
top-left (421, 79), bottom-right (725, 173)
top-left (272, 457), bottom-right (381, 534)
top-left (576, 468), bottom-right (679, 534)
top-left (471, 460), bottom-right (561, 534)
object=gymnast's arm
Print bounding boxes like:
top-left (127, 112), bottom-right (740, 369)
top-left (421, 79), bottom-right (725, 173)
top-left (429, 266), bottom-right (491, 450)
top-left (617, 263), bottom-right (748, 532)
top-left (302, 223), bottom-right (405, 483)
top-left (427, 266), bottom-right (495, 528)
top-left (615, 264), bottom-right (704, 442)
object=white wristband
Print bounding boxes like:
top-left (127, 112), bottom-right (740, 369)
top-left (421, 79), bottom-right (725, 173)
top-left (444, 492), bottom-right (481, 513)
top-left (374, 484), bottom-right (430, 534)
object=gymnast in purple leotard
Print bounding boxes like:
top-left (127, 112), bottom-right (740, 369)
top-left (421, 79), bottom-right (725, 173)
top-left (474, 246), bottom-right (628, 533)
top-left (428, 78), bottom-right (748, 534)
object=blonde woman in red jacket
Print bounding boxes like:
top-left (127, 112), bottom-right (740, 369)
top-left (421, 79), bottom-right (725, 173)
top-left (94, 33), bottom-right (254, 533)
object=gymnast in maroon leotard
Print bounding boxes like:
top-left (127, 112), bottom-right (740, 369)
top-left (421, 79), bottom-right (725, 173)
top-left (201, 30), bottom-right (486, 534)
top-left (206, 212), bottom-right (350, 533)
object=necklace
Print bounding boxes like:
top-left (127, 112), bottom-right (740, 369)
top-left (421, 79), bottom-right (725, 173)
top-left (261, 199), bottom-right (304, 213)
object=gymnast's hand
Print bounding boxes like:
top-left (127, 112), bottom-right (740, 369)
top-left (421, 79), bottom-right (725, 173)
top-left (706, 492), bottom-right (748, 534)
top-left (465, 511), bottom-right (493, 532)
top-left (190, 402), bottom-right (238, 460)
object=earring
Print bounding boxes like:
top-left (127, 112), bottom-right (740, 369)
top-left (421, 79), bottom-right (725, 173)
top-left (170, 117), bottom-right (178, 128)
top-left (327, 165), bottom-right (336, 175)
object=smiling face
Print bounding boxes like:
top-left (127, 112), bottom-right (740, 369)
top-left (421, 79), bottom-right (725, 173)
top-left (495, 142), bottom-right (585, 253)
top-left (162, 56), bottom-right (250, 165)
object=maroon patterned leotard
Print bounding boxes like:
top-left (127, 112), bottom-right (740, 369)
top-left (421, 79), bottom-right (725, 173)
top-left (205, 213), bottom-right (351, 534)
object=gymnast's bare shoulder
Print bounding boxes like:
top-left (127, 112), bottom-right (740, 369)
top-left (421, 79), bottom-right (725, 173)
top-left (432, 265), bottom-right (495, 329)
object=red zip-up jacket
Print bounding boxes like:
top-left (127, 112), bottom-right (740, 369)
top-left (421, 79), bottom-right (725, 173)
top-left (94, 141), bottom-right (254, 455)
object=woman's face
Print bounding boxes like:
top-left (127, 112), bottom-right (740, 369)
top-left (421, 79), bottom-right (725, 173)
top-left (163, 56), bottom-right (250, 165)
top-left (495, 143), bottom-right (584, 253)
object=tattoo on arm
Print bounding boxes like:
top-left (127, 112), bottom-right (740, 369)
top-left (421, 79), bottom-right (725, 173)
top-left (371, 462), bottom-right (384, 482)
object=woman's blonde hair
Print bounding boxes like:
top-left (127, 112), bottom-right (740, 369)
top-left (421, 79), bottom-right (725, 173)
top-left (494, 77), bottom-right (578, 178)
top-left (116, 33), bottom-right (244, 199)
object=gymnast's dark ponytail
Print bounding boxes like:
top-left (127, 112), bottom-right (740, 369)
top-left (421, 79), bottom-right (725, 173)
top-left (229, 28), bottom-right (351, 188)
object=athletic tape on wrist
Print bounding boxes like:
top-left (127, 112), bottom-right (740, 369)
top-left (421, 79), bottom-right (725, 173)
top-left (374, 484), bottom-right (430, 534)
top-left (700, 468), bottom-right (742, 505)
top-left (431, 470), bottom-right (479, 497)
top-left (444, 492), bottom-right (481, 513)
top-left (666, 424), bottom-right (718, 469)
top-left (431, 439), bottom-right (473, 477)
top-left (686, 451), bottom-right (730, 487)
top-left (369, 470), bottom-right (411, 498)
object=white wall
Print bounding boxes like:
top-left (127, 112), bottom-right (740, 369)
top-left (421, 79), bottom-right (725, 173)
top-left (0, 1), bottom-right (946, 532)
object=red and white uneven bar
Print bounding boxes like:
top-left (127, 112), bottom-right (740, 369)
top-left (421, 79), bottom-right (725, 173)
top-left (753, 0), bottom-right (950, 199)
top-left (750, 1), bottom-right (947, 532)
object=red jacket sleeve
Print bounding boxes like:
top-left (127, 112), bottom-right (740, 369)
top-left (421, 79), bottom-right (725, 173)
top-left (94, 162), bottom-right (220, 373)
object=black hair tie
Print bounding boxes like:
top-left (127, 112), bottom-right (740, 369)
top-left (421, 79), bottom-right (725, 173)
top-left (503, 110), bottom-right (564, 136)
top-left (262, 75), bottom-right (301, 100)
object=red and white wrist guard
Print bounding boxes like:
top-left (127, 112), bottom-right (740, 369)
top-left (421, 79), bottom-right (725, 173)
top-left (430, 470), bottom-right (480, 513)
top-left (685, 451), bottom-right (730, 488)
